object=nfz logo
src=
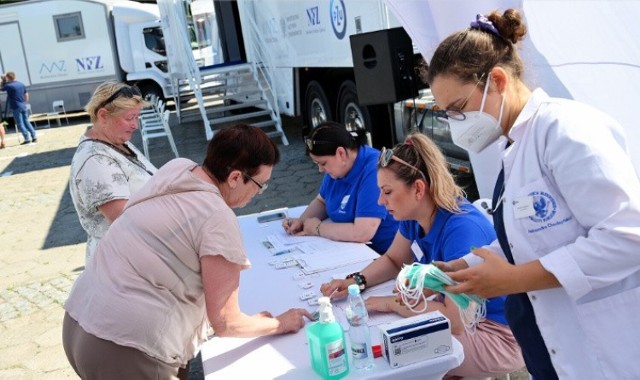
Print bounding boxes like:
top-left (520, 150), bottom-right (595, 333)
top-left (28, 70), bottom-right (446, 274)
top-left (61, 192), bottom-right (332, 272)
top-left (307, 6), bottom-right (320, 26)
top-left (76, 56), bottom-right (104, 72)
top-left (330, 0), bottom-right (347, 39)
top-left (39, 61), bottom-right (65, 74)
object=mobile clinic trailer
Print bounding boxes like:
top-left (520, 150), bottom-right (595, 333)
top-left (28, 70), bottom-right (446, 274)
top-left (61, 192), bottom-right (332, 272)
top-left (0, 0), bottom-right (174, 114)
top-left (157, 0), bottom-right (639, 199)
top-left (211, 0), bottom-right (412, 146)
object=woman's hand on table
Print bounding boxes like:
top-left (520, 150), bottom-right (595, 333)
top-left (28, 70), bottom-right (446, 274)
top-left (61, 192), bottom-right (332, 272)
top-left (364, 295), bottom-right (395, 313)
top-left (298, 217), bottom-right (322, 236)
top-left (275, 308), bottom-right (314, 334)
top-left (282, 218), bottom-right (303, 234)
top-left (320, 279), bottom-right (353, 300)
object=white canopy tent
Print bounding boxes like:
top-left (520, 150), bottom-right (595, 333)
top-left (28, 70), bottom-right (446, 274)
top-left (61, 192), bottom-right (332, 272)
top-left (385, 0), bottom-right (640, 196)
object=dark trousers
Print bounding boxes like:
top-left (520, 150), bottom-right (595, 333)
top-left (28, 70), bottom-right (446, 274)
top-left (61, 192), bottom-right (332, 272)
top-left (62, 312), bottom-right (189, 380)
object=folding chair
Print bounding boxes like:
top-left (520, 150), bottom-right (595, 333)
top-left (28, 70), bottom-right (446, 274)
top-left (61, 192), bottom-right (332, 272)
top-left (139, 101), bottom-right (178, 160)
top-left (47, 100), bottom-right (69, 127)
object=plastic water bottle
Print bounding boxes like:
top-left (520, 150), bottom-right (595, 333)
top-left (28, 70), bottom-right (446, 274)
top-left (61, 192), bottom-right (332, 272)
top-left (306, 297), bottom-right (349, 379)
top-left (346, 284), bottom-right (375, 370)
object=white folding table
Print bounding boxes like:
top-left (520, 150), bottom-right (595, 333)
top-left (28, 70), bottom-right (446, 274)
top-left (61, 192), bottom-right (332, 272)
top-left (200, 206), bottom-right (464, 379)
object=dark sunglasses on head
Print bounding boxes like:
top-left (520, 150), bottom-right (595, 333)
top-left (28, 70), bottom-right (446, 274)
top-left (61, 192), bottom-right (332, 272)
top-left (379, 147), bottom-right (420, 170)
top-left (379, 147), bottom-right (429, 182)
top-left (98, 85), bottom-right (142, 110)
top-left (304, 137), bottom-right (334, 151)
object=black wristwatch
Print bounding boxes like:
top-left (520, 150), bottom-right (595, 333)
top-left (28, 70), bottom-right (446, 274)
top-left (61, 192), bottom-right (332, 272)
top-left (346, 272), bottom-right (367, 291)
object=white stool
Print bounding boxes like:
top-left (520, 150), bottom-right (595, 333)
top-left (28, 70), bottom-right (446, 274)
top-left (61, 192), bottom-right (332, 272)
top-left (46, 112), bottom-right (62, 128)
top-left (52, 100), bottom-right (69, 125)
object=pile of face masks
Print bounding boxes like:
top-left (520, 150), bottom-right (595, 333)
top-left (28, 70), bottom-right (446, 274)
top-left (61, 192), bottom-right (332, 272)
top-left (396, 263), bottom-right (486, 334)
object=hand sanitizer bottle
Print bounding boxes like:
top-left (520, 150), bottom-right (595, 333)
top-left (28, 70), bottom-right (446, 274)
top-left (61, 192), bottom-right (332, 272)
top-left (306, 296), bottom-right (349, 379)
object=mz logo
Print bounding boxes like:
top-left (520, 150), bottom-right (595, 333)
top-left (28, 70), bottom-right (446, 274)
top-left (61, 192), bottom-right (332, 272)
top-left (40, 61), bottom-right (65, 74)
top-left (330, 0), bottom-right (347, 39)
top-left (76, 56), bottom-right (104, 72)
top-left (307, 6), bottom-right (320, 26)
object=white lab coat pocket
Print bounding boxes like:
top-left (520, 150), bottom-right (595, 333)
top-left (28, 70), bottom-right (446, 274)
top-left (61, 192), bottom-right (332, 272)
top-left (574, 287), bottom-right (640, 378)
top-left (510, 177), bottom-right (584, 254)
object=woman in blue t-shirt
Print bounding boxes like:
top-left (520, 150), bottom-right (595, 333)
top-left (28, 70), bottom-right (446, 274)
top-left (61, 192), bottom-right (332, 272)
top-left (320, 133), bottom-right (524, 378)
top-left (282, 122), bottom-right (398, 254)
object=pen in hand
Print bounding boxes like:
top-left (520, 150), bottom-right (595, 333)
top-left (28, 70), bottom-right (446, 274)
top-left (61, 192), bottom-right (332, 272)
top-left (284, 216), bottom-right (296, 234)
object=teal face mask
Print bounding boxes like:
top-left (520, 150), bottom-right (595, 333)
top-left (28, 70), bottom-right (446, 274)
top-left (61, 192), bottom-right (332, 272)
top-left (396, 263), bottom-right (486, 332)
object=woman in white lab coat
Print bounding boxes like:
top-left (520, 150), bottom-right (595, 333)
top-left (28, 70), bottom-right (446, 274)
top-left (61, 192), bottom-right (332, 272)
top-left (426, 9), bottom-right (640, 379)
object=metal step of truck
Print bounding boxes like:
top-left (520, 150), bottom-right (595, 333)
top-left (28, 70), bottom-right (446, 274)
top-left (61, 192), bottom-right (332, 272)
top-left (173, 62), bottom-right (287, 145)
top-left (209, 109), bottom-right (272, 126)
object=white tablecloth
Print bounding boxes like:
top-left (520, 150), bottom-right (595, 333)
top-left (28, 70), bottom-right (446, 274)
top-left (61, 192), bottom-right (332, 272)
top-left (201, 206), bottom-right (464, 379)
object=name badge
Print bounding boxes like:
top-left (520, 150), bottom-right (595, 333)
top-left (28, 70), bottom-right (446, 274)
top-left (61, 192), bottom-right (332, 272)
top-left (513, 196), bottom-right (535, 219)
top-left (411, 240), bottom-right (425, 262)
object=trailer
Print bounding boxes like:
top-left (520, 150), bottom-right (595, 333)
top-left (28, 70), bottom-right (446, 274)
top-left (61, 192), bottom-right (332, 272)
top-left (157, 0), bottom-right (640, 199)
top-left (232, 0), bottom-right (416, 147)
top-left (157, 0), bottom-right (412, 147)
top-left (0, 0), bottom-right (186, 114)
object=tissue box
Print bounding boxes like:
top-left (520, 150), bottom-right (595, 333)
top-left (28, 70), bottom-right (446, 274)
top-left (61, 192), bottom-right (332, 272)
top-left (379, 311), bottom-right (452, 368)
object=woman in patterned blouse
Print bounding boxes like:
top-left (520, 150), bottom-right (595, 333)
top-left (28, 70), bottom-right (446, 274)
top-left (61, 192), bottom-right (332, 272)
top-left (69, 81), bottom-right (157, 262)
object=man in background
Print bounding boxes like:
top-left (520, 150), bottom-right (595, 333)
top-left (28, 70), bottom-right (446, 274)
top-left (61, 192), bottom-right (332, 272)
top-left (1, 72), bottom-right (37, 144)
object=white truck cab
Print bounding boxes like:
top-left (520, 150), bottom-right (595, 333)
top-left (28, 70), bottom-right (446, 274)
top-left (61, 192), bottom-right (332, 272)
top-left (0, 0), bottom-right (175, 114)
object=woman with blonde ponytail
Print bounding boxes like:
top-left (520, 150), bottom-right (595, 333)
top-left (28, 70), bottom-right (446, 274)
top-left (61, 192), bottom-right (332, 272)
top-left (321, 133), bottom-right (524, 379)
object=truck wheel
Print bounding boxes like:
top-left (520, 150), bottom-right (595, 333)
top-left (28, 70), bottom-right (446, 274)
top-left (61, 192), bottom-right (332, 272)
top-left (338, 80), bottom-right (372, 136)
top-left (137, 82), bottom-right (163, 102)
top-left (304, 81), bottom-right (331, 130)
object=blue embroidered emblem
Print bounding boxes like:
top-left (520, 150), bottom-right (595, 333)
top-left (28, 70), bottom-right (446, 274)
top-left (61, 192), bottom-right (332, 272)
top-left (528, 191), bottom-right (557, 223)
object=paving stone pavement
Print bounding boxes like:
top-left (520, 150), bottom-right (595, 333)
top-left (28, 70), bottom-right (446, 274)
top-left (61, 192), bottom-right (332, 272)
top-left (0, 113), bottom-right (323, 379)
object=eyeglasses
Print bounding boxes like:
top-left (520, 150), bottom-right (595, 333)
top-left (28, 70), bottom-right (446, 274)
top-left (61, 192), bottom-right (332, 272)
top-left (304, 137), bottom-right (334, 151)
top-left (98, 85), bottom-right (142, 110)
top-left (435, 73), bottom-right (486, 123)
top-left (243, 173), bottom-right (268, 194)
top-left (379, 147), bottom-right (428, 183)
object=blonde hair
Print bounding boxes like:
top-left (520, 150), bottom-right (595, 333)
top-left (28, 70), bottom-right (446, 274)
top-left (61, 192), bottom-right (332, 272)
top-left (85, 80), bottom-right (148, 123)
top-left (380, 133), bottom-right (464, 213)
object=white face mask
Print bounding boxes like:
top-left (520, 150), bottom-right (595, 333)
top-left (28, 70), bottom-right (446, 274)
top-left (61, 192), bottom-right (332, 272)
top-left (448, 74), bottom-right (505, 153)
